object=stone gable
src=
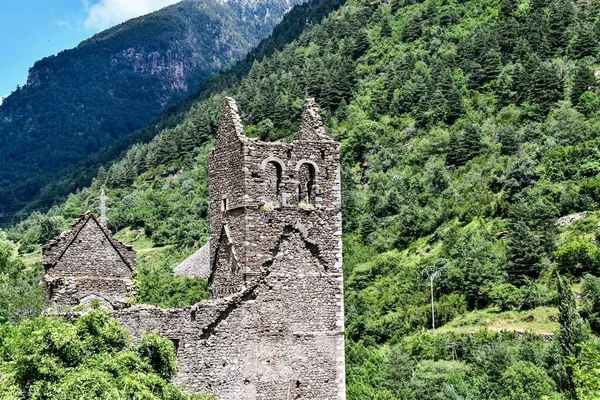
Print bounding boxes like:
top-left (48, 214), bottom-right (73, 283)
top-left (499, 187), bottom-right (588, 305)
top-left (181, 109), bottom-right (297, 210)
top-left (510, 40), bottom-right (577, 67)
top-left (42, 212), bottom-right (136, 311)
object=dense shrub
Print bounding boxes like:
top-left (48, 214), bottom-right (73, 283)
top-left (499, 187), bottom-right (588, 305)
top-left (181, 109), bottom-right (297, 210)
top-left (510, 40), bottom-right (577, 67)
top-left (0, 311), bottom-right (211, 399)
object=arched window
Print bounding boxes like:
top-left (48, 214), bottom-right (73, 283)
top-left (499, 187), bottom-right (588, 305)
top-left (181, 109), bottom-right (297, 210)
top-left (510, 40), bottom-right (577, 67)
top-left (264, 161), bottom-right (283, 202)
top-left (298, 163), bottom-right (316, 205)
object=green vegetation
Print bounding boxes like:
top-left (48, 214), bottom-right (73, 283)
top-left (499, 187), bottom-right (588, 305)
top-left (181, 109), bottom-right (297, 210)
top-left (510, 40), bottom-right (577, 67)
top-left (134, 245), bottom-right (210, 309)
top-left (437, 307), bottom-right (559, 335)
top-left (0, 309), bottom-right (212, 399)
top-left (3, 0), bottom-right (600, 397)
top-left (0, 232), bottom-right (42, 325)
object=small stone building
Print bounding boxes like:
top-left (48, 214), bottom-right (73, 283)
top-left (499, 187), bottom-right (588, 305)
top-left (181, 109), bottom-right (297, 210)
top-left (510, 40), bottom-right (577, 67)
top-left (42, 212), bottom-right (136, 311)
top-left (43, 98), bottom-right (345, 400)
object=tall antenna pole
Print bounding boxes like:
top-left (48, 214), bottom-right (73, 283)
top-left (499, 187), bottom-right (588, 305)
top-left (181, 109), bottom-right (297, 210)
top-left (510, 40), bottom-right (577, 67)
top-left (422, 267), bottom-right (442, 334)
top-left (100, 186), bottom-right (108, 227)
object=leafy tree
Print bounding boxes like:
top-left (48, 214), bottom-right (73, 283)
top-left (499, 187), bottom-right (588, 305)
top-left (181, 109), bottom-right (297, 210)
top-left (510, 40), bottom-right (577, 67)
top-left (0, 311), bottom-right (211, 399)
top-left (499, 361), bottom-right (556, 400)
top-left (571, 341), bottom-right (600, 399)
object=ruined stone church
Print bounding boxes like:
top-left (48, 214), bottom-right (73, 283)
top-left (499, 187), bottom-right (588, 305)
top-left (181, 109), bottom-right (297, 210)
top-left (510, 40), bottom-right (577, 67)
top-left (42, 98), bottom-right (345, 400)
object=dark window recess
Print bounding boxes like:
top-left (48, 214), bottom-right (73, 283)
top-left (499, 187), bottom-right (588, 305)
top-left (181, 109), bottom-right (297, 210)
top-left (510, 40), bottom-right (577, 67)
top-left (222, 198), bottom-right (228, 211)
top-left (265, 161), bottom-right (283, 201)
top-left (298, 163), bottom-right (316, 204)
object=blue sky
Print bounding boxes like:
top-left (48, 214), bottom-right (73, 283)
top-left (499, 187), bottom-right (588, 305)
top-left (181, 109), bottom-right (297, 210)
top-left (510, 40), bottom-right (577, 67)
top-left (0, 0), bottom-right (182, 98)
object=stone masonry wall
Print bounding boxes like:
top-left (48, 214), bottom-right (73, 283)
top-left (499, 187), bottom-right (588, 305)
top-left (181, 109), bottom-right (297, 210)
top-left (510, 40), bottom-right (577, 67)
top-left (114, 228), bottom-right (344, 399)
top-left (42, 212), bottom-right (136, 311)
top-left (116, 98), bottom-right (345, 399)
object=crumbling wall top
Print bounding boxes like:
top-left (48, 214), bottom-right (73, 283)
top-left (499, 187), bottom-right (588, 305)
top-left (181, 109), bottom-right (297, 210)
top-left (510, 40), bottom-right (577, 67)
top-left (298, 98), bottom-right (333, 141)
top-left (215, 97), bottom-right (245, 147)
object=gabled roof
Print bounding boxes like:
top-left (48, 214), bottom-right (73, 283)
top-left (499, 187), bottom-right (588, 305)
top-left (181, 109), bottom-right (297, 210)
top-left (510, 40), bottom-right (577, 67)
top-left (42, 211), bottom-right (136, 271)
top-left (174, 241), bottom-right (211, 280)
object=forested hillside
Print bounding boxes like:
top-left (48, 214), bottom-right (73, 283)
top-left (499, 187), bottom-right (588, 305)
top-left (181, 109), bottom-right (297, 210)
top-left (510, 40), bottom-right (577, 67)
top-left (4, 0), bottom-right (600, 398)
top-left (0, 0), bottom-right (305, 216)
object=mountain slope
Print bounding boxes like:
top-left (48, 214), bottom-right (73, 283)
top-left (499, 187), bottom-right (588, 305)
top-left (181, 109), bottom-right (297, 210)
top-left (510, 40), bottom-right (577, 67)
top-left (5, 0), bottom-right (600, 398)
top-left (0, 0), bottom-right (304, 214)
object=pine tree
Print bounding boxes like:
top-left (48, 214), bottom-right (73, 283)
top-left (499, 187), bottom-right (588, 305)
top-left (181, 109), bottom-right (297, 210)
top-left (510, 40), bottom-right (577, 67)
top-left (548, 0), bottom-right (576, 54)
top-left (498, 125), bottom-right (520, 155)
top-left (447, 123), bottom-right (482, 166)
top-left (530, 0), bottom-right (550, 11)
top-left (96, 166), bottom-right (108, 186)
top-left (568, 24), bottom-right (598, 59)
top-left (557, 274), bottom-right (585, 399)
top-left (506, 220), bottom-right (544, 281)
top-left (402, 13), bottom-right (422, 42)
top-left (498, 16), bottom-right (519, 59)
top-left (427, 89), bottom-right (449, 124)
top-left (499, 0), bottom-right (517, 17)
top-left (305, 58), bottom-right (327, 100)
top-left (571, 61), bottom-right (596, 107)
top-left (437, 68), bottom-right (463, 124)
top-left (470, 30), bottom-right (503, 85)
top-left (530, 61), bottom-right (564, 115)
top-left (380, 16), bottom-right (392, 38)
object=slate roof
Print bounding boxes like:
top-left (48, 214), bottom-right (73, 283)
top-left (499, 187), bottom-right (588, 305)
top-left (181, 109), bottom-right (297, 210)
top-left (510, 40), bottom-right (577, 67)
top-left (174, 241), bottom-right (211, 280)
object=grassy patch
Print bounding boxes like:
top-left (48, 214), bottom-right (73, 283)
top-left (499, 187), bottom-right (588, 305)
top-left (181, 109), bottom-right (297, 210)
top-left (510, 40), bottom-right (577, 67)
top-left (114, 227), bottom-right (155, 251)
top-left (19, 251), bottom-right (42, 268)
top-left (437, 307), bottom-right (559, 335)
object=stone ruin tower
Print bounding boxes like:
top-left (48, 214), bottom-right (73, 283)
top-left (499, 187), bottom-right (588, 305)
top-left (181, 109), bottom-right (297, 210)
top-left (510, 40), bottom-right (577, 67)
top-left (194, 97), bottom-right (345, 398)
top-left (42, 212), bottom-right (136, 311)
top-left (208, 97), bottom-right (343, 297)
top-left (41, 98), bottom-right (345, 400)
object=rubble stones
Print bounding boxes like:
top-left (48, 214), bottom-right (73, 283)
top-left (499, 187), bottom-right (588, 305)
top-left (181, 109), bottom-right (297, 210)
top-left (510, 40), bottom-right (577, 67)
top-left (555, 211), bottom-right (588, 227)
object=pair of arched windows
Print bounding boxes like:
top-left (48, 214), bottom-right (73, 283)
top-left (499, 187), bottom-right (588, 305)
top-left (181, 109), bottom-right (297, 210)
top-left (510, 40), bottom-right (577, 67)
top-left (261, 158), bottom-right (318, 206)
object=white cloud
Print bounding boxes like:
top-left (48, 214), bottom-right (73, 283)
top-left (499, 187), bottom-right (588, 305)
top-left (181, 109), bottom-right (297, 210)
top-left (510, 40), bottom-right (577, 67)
top-left (83, 0), bottom-right (182, 31)
top-left (54, 20), bottom-right (72, 28)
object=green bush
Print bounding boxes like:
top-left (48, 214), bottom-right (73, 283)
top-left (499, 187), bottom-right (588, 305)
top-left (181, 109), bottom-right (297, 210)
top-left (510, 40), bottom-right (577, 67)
top-left (580, 274), bottom-right (600, 334)
top-left (0, 311), bottom-right (212, 399)
top-left (491, 284), bottom-right (523, 311)
top-left (554, 240), bottom-right (600, 276)
top-left (499, 361), bottom-right (556, 400)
